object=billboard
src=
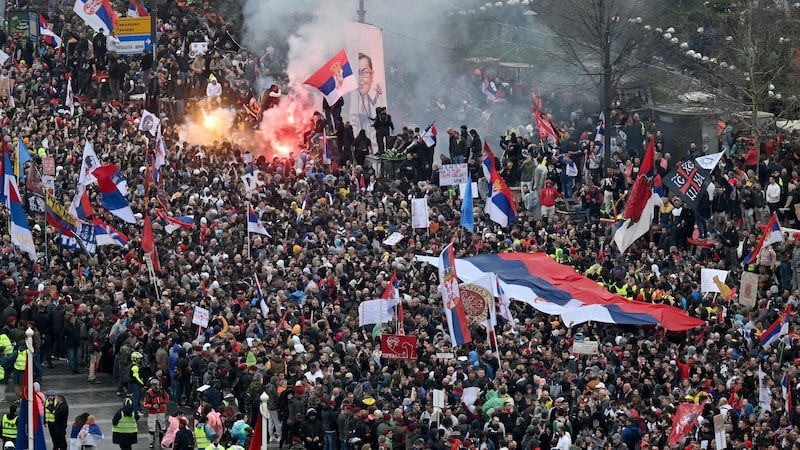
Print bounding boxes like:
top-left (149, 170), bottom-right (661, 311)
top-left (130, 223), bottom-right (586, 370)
top-left (114, 17), bottom-right (152, 55)
top-left (7, 11), bottom-right (38, 41)
top-left (345, 23), bottom-right (388, 139)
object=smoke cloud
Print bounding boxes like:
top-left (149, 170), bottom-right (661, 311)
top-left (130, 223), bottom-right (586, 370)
top-left (241, 0), bottom-right (563, 157)
top-left (179, 108), bottom-right (239, 146)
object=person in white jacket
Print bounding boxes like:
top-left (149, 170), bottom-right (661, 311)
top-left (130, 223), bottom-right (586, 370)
top-left (206, 74), bottom-right (222, 109)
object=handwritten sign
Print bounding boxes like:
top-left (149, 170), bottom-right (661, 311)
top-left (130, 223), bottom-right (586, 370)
top-left (383, 232), bottom-right (404, 246)
top-left (192, 306), bottom-right (210, 328)
top-left (572, 340), bottom-right (599, 355)
top-left (439, 164), bottom-right (469, 186)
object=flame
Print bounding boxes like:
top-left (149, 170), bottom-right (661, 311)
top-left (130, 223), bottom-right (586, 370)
top-left (288, 114), bottom-right (295, 124)
top-left (254, 87), bottom-right (318, 160)
top-left (276, 145), bottom-right (291, 155)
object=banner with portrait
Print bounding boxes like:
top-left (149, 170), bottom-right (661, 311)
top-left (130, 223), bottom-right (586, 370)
top-left (345, 23), bottom-right (388, 142)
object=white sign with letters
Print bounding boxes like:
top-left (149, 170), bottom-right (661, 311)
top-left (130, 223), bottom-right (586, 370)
top-left (439, 164), bottom-right (469, 186)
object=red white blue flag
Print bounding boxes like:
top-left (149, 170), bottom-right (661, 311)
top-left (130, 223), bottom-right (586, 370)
top-left (303, 49), bottom-right (358, 105)
top-left (439, 244), bottom-right (471, 346)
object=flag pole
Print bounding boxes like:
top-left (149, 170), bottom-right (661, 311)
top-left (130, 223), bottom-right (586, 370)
top-left (25, 326), bottom-right (33, 450)
top-left (246, 201), bottom-right (251, 260)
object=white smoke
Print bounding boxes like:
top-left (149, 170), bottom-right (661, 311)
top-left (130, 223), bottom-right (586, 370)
top-left (179, 108), bottom-right (238, 146)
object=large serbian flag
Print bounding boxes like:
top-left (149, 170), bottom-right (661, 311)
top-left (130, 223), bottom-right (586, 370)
top-left (418, 252), bottom-right (704, 331)
top-left (438, 244), bottom-right (472, 346)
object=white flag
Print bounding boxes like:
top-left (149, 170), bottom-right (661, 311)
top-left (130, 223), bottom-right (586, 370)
top-left (66, 76), bottom-right (74, 116)
top-left (138, 109), bottom-right (161, 136)
top-left (78, 141), bottom-right (101, 187)
top-left (411, 198), bottom-right (430, 229)
top-left (358, 298), bottom-right (400, 327)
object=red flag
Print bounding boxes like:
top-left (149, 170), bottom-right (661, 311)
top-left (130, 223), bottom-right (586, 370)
top-left (142, 213), bottom-right (154, 254)
top-left (248, 413), bottom-right (262, 450)
top-left (641, 136), bottom-right (655, 178)
top-left (668, 402), bottom-right (705, 445)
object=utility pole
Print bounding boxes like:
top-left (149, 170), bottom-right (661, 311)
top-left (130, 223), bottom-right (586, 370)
top-left (601, 0), bottom-right (612, 167)
top-left (357, 0), bottom-right (366, 23)
top-left (150, 0), bottom-right (157, 57)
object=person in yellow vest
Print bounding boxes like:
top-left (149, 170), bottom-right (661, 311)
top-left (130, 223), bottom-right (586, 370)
top-left (12, 345), bottom-right (26, 398)
top-left (112, 397), bottom-right (140, 450)
top-left (194, 416), bottom-right (213, 450)
top-left (0, 404), bottom-right (17, 447)
top-left (0, 332), bottom-right (12, 404)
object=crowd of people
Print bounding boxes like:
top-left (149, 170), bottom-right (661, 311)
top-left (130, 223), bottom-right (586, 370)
top-left (0, 1), bottom-right (796, 450)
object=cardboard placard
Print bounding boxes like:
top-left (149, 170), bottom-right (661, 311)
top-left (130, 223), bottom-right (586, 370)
top-left (739, 271), bottom-right (758, 307)
top-left (439, 164), bottom-right (469, 186)
top-left (572, 340), bottom-right (599, 355)
top-left (192, 306), bottom-right (210, 328)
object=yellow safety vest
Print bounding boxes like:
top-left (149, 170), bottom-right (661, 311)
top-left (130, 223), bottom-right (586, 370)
top-left (111, 411), bottom-right (138, 435)
top-left (14, 350), bottom-right (26, 371)
top-left (45, 399), bottom-right (56, 424)
top-left (195, 424), bottom-right (211, 449)
top-left (1, 414), bottom-right (17, 439)
top-left (132, 364), bottom-right (143, 385)
top-left (0, 334), bottom-right (12, 356)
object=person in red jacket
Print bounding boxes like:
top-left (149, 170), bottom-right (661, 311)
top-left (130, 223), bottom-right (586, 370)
top-left (540, 179), bottom-right (561, 218)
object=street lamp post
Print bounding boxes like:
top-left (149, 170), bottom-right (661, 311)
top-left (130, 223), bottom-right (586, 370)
top-left (357, 0), bottom-right (366, 23)
top-left (25, 327), bottom-right (34, 450)
top-left (259, 392), bottom-right (269, 450)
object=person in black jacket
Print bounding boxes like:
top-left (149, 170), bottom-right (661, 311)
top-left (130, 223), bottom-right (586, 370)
top-left (51, 395), bottom-right (69, 450)
top-left (372, 107), bottom-right (393, 154)
top-left (63, 314), bottom-right (82, 374)
top-left (300, 408), bottom-right (323, 450)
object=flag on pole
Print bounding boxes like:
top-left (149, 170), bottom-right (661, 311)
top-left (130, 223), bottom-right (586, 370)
top-left (496, 275), bottom-right (517, 333)
top-left (761, 304), bottom-right (792, 348)
top-left (15, 359), bottom-right (46, 450)
top-left (15, 137), bottom-right (30, 182)
top-left (7, 171), bottom-right (37, 261)
top-left (460, 176), bottom-right (474, 233)
top-left (73, 0), bottom-right (118, 33)
top-left (743, 212), bottom-right (784, 265)
top-left (39, 14), bottom-right (63, 47)
top-left (439, 244), bottom-right (471, 346)
top-left (248, 413), bottom-right (263, 450)
top-left (381, 272), bottom-right (402, 334)
top-left (421, 121), bottom-right (437, 147)
top-left (481, 143), bottom-right (517, 227)
top-left (667, 402), bottom-right (705, 445)
top-left (156, 211), bottom-right (193, 234)
top-left (65, 75), bottom-right (74, 116)
top-left (93, 164), bottom-right (136, 223)
top-left (303, 49), bottom-right (358, 105)
top-left (93, 218), bottom-right (129, 247)
top-left (641, 135), bottom-right (656, 178)
top-left (783, 371), bottom-right (792, 423)
top-left (255, 274), bottom-right (268, 316)
top-left (78, 141), bottom-right (101, 187)
top-left (759, 364), bottom-right (772, 412)
top-left (247, 205), bottom-right (270, 236)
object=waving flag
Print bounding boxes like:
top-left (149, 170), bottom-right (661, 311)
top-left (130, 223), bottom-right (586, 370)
top-left (439, 244), bottom-right (472, 346)
top-left (247, 205), bottom-right (270, 236)
top-left (0, 139), bottom-right (10, 204)
top-left (59, 222), bottom-right (97, 256)
top-left (641, 135), bottom-right (656, 178)
top-left (7, 172), bottom-right (37, 261)
top-left (322, 135), bottom-right (331, 164)
top-left (422, 121), bottom-right (437, 147)
top-left (73, 0), bottom-right (117, 33)
top-left (127, 0), bottom-right (148, 17)
top-left (496, 275), bottom-right (517, 333)
top-left (156, 211), bottom-right (193, 234)
top-left (69, 420), bottom-right (104, 450)
top-left (93, 218), bottom-right (128, 247)
top-left (761, 304), bottom-right (792, 348)
top-left (79, 141), bottom-right (101, 187)
top-left (16, 362), bottom-right (46, 450)
top-left (662, 151), bottom-right (723, 209)
top-left (743, 212), bottom-right (784, 265)
top-left (417, 252), bottom-right (705, 331)
top-left (533, 108), bottom-right (566, 145)
top-left (303, 49), bottom-right (358, 105)
top-left (138, 109), bottom-right (160, 136)
top-left (783, 371), bottom-right (793, 423)
top-left (45, 191), bottom-right (78, 237)
top-left (594, 123), bottom-right (604, 150)
top-left (667, 402), bottom-right (705, 446)
top-left (93, 164), bottom-right (136, 223)
top-left (460, 176), bottom-right (474, 232)
top-left (255, 273), bottom-right (268, 316)
top-left (482, 142), bottom-right (517, 227)
top-left (613, 189), bottom-right (661, 254)
top-left (65, 75), bottom-right (74, 116)
top-left (380, 272), bottom-right (403, 334)
top-left (68, 187), bottom-right (93, 221)
top-left (460, 273), bottom-right (497, 351)
top-left (39, 14), bottom-right (62, 47)
top-left (358, 297), bottom-right (400, 327)
top-left (15, 137), bottom-right (31, 182)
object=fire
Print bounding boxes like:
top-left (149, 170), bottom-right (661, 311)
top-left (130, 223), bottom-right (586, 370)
top-left (204, 114), bottom-right (218, 129)
top-left (288, 114), bottom-right (295, 124)
top-left (276, 145), bottom-right (291, 155)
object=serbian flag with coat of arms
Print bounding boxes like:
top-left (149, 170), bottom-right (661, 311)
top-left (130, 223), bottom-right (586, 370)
top-left (73, 0), bottom-right (118, 33)
top-left (303, 49), bottom-right (358, 105)
top-left (439, 244), bottom-right (471, 346)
